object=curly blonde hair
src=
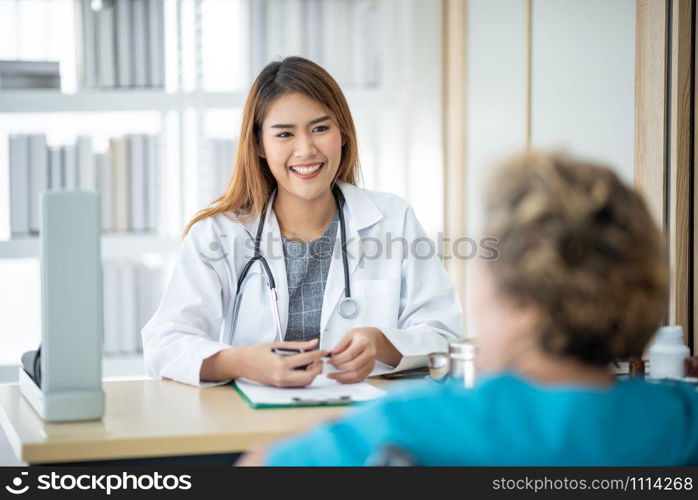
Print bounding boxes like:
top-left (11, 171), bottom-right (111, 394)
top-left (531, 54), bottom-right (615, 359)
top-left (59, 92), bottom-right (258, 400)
top-left (483, 152), bottom-right (669, 366)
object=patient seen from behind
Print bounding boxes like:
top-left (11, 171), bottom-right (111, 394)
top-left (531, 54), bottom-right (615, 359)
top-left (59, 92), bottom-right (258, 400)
top-left (240, 151), bottom-right (698, 466)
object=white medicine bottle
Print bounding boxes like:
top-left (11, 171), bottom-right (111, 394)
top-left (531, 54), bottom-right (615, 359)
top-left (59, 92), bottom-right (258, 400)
top-left (648, 326), bottom-right (690, 379)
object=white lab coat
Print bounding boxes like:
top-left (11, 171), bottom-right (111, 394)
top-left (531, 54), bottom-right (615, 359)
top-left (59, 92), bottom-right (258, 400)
top-left (141, 181), bottom-right (464, 387)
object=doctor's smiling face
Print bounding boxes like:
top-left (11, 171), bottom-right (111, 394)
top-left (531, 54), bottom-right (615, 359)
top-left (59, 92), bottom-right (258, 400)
top-left (259, 92), bottom-right (344, 204)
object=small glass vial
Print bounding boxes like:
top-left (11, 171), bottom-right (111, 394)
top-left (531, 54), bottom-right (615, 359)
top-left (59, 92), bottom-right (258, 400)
top-left (628, 358), bottom-right (646, 379)
top-left (448, 339), bottom-right (476, 388)
top-left (648, 326), bottom-right (690, 379)
top-left (684, 356), bottom-right (698, 378)
top-left (427, 352), bottom-right (450, 381)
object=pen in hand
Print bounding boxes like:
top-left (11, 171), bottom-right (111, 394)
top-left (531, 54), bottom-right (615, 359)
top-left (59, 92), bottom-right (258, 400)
top-left (271, 347), bottom-right (329, 370)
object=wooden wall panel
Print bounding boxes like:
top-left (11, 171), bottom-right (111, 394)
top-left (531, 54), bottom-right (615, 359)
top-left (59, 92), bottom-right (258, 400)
top-left (634, 0), bottom-right (668, 228)
top-left (443, 0), bottom-right (467, 317)
top-left (694, 0), bottom-right (698, 351)
top-left (668, 0), bottom-right (693, 342)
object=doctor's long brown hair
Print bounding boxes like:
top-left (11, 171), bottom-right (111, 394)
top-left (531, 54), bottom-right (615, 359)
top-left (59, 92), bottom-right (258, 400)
top-left (184, 57), bottom-right (361, 237)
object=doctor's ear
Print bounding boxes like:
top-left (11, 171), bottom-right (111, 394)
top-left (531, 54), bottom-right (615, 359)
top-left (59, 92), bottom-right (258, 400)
top-left (255, 138), bottom-right (266, 159)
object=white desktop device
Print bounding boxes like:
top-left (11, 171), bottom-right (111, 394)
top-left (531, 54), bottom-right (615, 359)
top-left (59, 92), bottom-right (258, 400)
top-left (19, 191), bottom-right (105, 422)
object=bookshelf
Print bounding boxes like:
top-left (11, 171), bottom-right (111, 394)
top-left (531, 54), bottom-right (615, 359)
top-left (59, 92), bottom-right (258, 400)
top-left (0, 354), bottom-right (147, 384)
top-left (0, 234), bottom-right (179, 259)
top-left (0, 89), bottom-right (389, 114)
top-left (0, 0), bottom-right (443, 376)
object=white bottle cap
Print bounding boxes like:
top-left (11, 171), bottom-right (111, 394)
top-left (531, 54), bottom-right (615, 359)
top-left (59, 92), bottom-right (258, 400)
top-left (654, 326), bottom-right (684, 344)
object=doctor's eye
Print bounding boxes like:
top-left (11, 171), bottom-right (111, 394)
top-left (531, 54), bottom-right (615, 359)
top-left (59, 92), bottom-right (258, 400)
top-left (312, 125), bottom-right (329, 133)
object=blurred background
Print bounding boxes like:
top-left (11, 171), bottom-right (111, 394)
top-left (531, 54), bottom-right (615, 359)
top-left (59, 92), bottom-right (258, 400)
top-left (1, 0), bottom-right (681, 383)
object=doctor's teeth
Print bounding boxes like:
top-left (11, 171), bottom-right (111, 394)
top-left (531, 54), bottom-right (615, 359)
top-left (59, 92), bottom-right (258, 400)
top-left (291, 164), bottom-right (322, 174)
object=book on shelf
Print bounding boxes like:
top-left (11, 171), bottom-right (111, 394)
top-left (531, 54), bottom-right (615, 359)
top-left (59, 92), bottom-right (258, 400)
top-left (62, 145), bottom-right (78, 190)
top-left (285, 0), bottom-right (305, 59)
top-left (96, 152), bottom-right (113, 232)
top-left (147, 0), bottom-right (165, 88)
top-left (28, 135), bottom-right (48, 234)
top-left (77, 0), bottom-right (165, 89)
top-left (352, 0), bottom-right (372, 88)
top-left (200, 138), bottom-right (236, 209)
top-left (145, 134), bottom-right (159, 231)
top-left (131, 0), bottom-right (148, 87)
top-left (249, 0), bottom-right (268, 78)
top-left (96, 0), bottom-right (116, 88)
top-left (339, 0), bottom-right (354, 87)
top-left (0, 60), bottom-right (60, 76)
top-left (249, 0), bottom-right (381, 89)
top-left (366, 0), bottom-right (380, 87)
top-left (0, 60), bottom-right (61, 90)
top-left (9, 135), bottom-right (30, 236)
top-left (110, 137), bottom-right (130, 232)
top-left (119, 259), bottom-right (138, 353)
top-left (112, 134), bottom-right (161, 233)
top-left (321, 0), bottom-right (344, 84)
top-left (77, 136), bottom-right (95, 190)
top-left (115, 0), bottom-right (132, 88)
top-left (0, 75), bottom-right (61, 90)
top-left (102, 259), bottom-right (120, 355)
top-left (75, 0), bottom-right (97, 89)
top-left (128, 134), bottom-right (147, 231)
top-left (102, 257), bottom-right (165, 357)
top-left (44, 144), bottom-right (80, 191)
top-left (136, 261), bottom-right (160, 351)
top-left (265, 0), bottom-right (284, 65)
top-left (7, 133), bottom-right (163, 235)
top-left (304, 0), bottom-right (323, 65)
top-left (47, 147), bottom-right (63, 191)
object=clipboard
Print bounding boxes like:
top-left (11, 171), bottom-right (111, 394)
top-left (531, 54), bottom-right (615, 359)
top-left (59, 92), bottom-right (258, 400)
top-left (232, 375), bottom-right (386, 409)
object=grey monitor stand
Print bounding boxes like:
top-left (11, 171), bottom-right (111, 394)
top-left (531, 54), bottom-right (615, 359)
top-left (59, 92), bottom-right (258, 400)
top-left (19, 191), bottom-right (104, 422)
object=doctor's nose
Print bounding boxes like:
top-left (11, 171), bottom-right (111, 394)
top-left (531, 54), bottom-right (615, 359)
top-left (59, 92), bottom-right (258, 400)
top-left (293, 133), bottom-right (319, 159)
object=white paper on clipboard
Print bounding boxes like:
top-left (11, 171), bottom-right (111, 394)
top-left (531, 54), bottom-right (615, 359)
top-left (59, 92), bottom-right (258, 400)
top-left (235, 374), bottom-right (386, 406)
top-left (323, 360), bottom-right (395, 377)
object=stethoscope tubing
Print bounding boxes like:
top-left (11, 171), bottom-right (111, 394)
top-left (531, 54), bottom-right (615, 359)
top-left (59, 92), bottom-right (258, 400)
top-left (229, 184), bottom-right (358, 344)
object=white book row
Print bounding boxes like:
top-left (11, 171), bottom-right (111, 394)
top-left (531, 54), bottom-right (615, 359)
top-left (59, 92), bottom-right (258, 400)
top-left (102, 257), bottom-right (164, 356)
top-left (0, 59), bottom-right (62, 90)
top-left (199, 138), bottom-right (237, 208)
top-left (8, 133), bottom-right (162, 236)
top-left (75, 0), bottom-right (165, 90)
top-left (251, 0), bottom-right (381, 88)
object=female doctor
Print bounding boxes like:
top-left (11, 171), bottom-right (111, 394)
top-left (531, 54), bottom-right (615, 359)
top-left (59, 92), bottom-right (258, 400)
top-left (141, 57), bottom-right (463, 388)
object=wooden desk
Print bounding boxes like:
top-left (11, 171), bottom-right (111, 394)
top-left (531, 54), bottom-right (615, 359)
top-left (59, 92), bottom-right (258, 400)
top-left (0, 377), bottom-right (397, 465)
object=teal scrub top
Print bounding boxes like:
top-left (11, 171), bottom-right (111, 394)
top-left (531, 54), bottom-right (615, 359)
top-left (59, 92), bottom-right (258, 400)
top-left (264, 373), bottom-right (698, 466)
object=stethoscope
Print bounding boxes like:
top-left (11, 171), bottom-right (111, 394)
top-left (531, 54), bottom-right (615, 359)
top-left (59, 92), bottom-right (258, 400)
top-left (227, 184), bottom-right (358, 344)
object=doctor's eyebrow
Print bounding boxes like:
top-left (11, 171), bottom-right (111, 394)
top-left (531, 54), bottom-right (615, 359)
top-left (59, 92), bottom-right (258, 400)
top-left (270, 115), bottom-right (330, 129)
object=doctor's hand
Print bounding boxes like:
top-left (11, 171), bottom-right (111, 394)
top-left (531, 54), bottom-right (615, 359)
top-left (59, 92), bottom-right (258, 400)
top-left (235, 338), bottom-right (327, 388)
top-left (327, 327), bottom-right (401, 384)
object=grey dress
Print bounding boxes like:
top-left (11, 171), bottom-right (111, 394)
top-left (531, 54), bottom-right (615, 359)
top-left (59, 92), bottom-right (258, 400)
top-left (281, 213), bottom-right (338, 342)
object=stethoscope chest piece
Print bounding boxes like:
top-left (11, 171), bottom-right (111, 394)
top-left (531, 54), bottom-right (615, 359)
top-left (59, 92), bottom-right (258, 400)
top-left (338, 297), bottom-right (359, 319)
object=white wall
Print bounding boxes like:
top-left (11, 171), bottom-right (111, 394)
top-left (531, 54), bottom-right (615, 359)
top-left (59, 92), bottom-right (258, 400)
top-left (466, 0), bottom-right (527, 237)
top-left (531, 0), bottom-right (636, 183)
top-left (463, 0), bottom-right (636, 338)
top-left (464, 0), bottom-right (527, 338)
top-left (373, 0), bottom-right (443, 238)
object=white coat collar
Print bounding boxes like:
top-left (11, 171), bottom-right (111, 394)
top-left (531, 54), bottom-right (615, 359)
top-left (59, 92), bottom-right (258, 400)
top-left (334, 181), bottom-right (383, 231)
top-left (239, 181), bottom-right (383, 244)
